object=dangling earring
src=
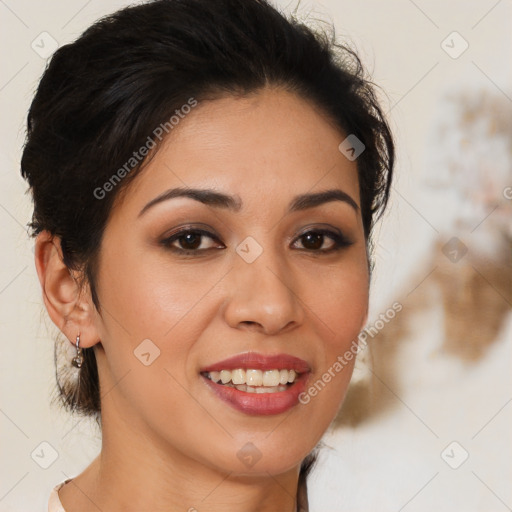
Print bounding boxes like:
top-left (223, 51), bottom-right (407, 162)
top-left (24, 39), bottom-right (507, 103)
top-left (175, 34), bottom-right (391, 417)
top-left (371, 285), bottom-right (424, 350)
top-left (71, 333), bottom-right (84, 368)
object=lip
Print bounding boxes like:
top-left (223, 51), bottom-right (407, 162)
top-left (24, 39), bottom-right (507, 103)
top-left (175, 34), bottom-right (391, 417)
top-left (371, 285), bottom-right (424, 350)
top-left (201, 371), bottom-right (310, 416)
top-left (200, 352), bottom-right (311, 416)
top-left (200, 351), bottom-right (311, 373)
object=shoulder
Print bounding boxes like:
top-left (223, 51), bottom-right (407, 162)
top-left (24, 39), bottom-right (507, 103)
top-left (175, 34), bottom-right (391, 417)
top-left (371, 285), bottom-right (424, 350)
top-left (48, 480), bottom-right (70, 512)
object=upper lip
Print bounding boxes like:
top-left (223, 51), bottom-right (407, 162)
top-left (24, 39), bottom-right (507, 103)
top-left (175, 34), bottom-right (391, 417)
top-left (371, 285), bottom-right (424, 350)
top-left (200, 352), bottom-right (311, 374)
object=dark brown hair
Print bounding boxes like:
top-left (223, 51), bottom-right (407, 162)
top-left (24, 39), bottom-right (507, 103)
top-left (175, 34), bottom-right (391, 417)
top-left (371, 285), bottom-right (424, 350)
top-left (21, 0), bottom-right (394, 482)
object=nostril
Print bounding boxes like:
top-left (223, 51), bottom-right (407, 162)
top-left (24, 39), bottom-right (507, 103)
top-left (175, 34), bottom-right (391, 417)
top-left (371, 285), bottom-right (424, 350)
top-left (239, 321), bottom-right (261, 330)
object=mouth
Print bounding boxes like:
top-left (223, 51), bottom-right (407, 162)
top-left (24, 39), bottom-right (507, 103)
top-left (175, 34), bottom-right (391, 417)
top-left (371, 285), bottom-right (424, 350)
top-left (199, 352), bottom-right (311, 415)
top-left (201, 367), bottom-right (299, 393)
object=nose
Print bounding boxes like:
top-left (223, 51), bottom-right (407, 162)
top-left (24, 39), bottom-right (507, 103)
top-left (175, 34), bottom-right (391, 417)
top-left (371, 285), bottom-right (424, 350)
top-left (222, 251), bottom-right (304, 336)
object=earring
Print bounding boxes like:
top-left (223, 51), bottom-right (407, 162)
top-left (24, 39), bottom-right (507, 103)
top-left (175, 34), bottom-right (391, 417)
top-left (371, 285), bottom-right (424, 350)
top-left (71, 333), bottom-right (84, 368)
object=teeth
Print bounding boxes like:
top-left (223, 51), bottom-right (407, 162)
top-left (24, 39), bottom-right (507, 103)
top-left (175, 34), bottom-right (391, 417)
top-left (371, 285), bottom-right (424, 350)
top-left (231, 369), bottom-right (245, 385)
top-left (263, 369), bottom-right (280, 387)
top-left (220, 370), bottom-right (231, 384)
top-left (205, 368), bottom-right (299, 387)
top-left (246, 369), bottom-right (262, 386)
top-left (209, 371), bottom-right (221, 382)
top-left (233, 383), bottom-right (288, 393)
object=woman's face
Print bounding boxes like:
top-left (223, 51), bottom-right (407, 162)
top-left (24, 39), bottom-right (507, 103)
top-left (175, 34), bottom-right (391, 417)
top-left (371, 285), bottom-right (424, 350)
top-left (91, 87), bottom-right (369, 476)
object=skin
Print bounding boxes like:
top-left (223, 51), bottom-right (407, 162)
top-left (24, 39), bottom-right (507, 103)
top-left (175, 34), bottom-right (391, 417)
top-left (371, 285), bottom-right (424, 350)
top-left (35, 86), bottom-right (369, 512)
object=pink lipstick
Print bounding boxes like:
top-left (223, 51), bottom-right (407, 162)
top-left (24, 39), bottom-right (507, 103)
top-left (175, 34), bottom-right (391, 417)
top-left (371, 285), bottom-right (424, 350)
top-left (200, 352), bottom-right (311, 416)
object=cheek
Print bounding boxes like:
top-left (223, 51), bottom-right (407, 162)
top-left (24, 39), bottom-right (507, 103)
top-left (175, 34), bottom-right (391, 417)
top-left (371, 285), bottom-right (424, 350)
top-left (302, 250), bottom-right (369, 345)
top-left (93, 247), bottom-right (222, 428)
top-left (98, 242), bottom-right (225, 339)
top-left (325, 269), bottom-right (368, 344)
top-left (94, 243), bottom-right (231, 403)
top-left (298, 251), bottom-right (368, 405)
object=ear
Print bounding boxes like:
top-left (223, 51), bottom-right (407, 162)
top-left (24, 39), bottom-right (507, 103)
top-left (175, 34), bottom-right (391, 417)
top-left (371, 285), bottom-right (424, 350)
top-left (34, 231), bottom-right (100, 348)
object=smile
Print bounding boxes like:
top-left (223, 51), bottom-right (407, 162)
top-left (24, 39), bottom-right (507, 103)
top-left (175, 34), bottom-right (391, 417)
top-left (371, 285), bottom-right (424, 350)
top-left (202, 368), bottom-right (299, 393)
top-left (200, 352), bottom-right (311, 415)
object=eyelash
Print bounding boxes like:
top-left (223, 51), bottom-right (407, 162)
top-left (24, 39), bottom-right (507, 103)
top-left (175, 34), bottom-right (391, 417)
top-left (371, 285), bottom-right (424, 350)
top-left (160, 227), bottom-right (353, 255)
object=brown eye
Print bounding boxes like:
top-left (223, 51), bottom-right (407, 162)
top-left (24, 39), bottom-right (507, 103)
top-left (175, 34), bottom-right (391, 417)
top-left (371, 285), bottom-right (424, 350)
top-left (301, 232), bottom-right (327, 250)
top-left (178, 232), bottom-right (202, 250)
top-left (161, 228), bottom-right (225, 253)
top-left (292, 229), bottom-right (352, 253)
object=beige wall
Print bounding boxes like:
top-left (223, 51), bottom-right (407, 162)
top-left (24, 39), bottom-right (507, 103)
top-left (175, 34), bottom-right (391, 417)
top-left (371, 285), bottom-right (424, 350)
top-left (0, 1), bottom-right (510, 510)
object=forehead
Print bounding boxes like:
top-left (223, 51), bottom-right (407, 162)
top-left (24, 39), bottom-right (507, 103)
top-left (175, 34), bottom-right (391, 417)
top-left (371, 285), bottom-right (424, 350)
top-left (116, 87), bottom-right (360, 216)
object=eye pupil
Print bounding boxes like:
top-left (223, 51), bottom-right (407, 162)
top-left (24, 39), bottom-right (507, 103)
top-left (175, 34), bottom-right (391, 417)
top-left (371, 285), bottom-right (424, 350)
top-left (180, 233), bottom-right (201, 250)
top-left (302, 232), bottom-right (323, 250)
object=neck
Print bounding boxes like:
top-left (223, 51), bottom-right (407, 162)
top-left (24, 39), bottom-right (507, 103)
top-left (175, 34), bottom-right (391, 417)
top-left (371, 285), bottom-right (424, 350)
top-left (59, 402), bottom-right (301, 512)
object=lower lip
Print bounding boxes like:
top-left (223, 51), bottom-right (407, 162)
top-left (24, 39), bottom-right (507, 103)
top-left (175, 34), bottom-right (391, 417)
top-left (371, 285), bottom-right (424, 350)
top-left (201, 373), bottom-right (309, 416)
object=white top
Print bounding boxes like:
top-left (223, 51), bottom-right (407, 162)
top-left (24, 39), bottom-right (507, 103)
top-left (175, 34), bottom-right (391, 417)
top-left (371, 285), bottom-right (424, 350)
top-left (48, 478), bottom-right (309, 511)
top-left (47, 480), bottom-right (69, 512)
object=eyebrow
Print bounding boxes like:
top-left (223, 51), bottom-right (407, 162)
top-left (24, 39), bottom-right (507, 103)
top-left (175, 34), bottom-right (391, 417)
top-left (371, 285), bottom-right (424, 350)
top-left (138, 186), bottom-right (359, 217)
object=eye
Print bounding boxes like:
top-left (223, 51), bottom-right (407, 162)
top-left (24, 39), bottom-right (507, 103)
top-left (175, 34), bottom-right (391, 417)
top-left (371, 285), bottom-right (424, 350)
top-left (160, 226), bottom-right (351, 255)
top-left (160, 228), bottom-right (225, 253)
top-left (292, 229), bottom-right (352, 253)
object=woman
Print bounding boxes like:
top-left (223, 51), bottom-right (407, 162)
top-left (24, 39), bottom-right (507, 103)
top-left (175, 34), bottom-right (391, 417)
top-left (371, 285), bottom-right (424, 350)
top-left (21, 0), bottom-right (394, 510)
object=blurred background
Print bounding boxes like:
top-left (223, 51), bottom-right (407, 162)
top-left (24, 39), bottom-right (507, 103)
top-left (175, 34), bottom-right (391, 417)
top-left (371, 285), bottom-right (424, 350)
top-left (0, 1), bottom-right (510, 510)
